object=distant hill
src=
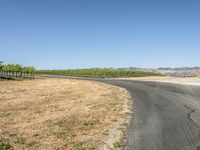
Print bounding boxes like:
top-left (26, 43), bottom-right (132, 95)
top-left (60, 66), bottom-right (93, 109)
top-left (155, 67), bottom-right (200, 77)
top-left (103, 67), bottom-right (200, 77)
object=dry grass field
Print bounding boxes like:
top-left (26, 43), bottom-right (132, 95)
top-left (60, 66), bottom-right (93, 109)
top-left (0, 78), bottom-right (131, 150)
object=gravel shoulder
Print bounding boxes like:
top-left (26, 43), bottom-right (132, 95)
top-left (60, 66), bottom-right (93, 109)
top-left (115, 76), bottom-right (200, 86)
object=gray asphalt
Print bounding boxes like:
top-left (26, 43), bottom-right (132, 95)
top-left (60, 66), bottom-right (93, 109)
top-left (103, 80), bottom-right (200, 150)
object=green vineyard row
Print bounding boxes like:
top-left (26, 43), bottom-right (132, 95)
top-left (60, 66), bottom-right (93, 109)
top-left (0, 61), bottom-right (35, 78)
top-left (36, 69), bottom-right (161, 78)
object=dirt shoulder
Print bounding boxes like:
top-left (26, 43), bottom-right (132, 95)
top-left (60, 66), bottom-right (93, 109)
top-left (0, 78), bottom-right (132, 150)
top-left (115, 76), bottom-right (200, 86)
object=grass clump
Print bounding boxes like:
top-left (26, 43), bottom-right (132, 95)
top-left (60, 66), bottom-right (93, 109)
top-left (89, 146), bottom-right (98, 150)
top-left (76, 142), bottom-right (84, 150)
top-left (0, 140), bottom-right (11, 150)
top-left (83, 120), bottom-right (96, 126)
top-left (113, 142), bottom-right (121, 149)
top-left (54, 131), bottom-right (67, 139)
top-left (54, 120), bottom-right (67, 127)
top-left (10, 134), bottom-right (26, 145)
top-left (26, 140), bottom-right (38, 148)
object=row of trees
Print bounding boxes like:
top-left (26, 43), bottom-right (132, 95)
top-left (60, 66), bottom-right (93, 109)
top-left (0, 61), bottom-right (35, 79)
top-left (36, 69), bottom-right (160, 78)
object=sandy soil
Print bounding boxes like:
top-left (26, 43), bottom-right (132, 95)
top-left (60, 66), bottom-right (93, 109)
top-left (116, 76), bottom-right (200, 86)
top-left (0, 78), bottom-right (132, 150)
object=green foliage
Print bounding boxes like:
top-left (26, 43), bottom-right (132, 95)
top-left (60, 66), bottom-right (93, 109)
top-left (0, 61), bottom-right (3, 70)
top-left (0, 61), bottom-right (35, 79)
top-left (76, 142), bottom-right (84, 150)
top-left (0, 140), bottom-right (11, 150)
top-left (0, 61), bottom-right (3, 67)
top-left (36, 68), bottom-right (160, 78)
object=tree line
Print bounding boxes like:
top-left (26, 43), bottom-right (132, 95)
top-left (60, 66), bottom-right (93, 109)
top-left (0, 61), bottom-right (35, 79)
top-left (36, 69), bottom-right (161, 78)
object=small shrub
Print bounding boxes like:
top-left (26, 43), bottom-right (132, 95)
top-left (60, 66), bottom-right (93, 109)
top-left (89, 146), bottom-right (98, 150)
top-left (113, 142), bottom-right (121, 149)
top-left (13, 136), bottom-right (26, 145)
top-left (0, 140), bottom-right (11, 150)
top-left (76, 142), bottom-right (84, 150)
top-left (83, 120), bottom-right (95, 126)
top-left (54, 131), bottom-right (66, 138)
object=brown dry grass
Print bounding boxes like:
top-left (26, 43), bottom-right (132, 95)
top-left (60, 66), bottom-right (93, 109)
top-left (0, 78), bottom-right (131, 150)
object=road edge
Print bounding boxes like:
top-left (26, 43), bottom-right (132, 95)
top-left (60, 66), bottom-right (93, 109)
top-left (102, 87), bottom-right (133, 150)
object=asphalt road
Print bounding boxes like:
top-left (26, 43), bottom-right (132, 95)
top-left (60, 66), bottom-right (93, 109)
top-left (103, 80), bottom-right (200, 150)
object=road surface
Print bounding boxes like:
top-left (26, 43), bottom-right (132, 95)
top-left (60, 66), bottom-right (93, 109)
top-left (103, 80), bottom-right (200, 150)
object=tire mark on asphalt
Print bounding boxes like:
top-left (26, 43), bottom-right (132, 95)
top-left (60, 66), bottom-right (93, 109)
top-left (183, 105), bottom-right (200, 149)
top-left (183, 105), bottom-right (200, 129)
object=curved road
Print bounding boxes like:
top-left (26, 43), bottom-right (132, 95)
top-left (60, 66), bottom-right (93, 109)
top-left (103, 80), bottom-right (200, 150)
top-left (37, 75), bottom-right (200, 149)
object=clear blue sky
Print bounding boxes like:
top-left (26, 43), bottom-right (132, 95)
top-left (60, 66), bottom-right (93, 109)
top-left (0, 0), bottom-right (200, 69)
